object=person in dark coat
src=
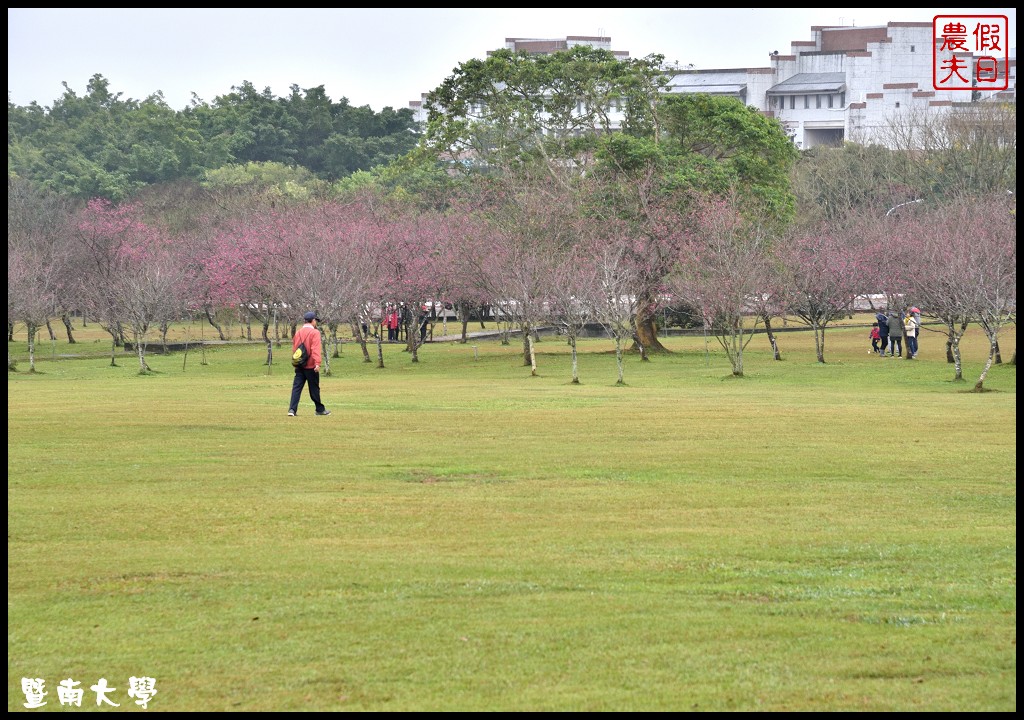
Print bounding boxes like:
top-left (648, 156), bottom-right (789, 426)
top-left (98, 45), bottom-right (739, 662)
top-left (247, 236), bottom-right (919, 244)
top-left (875, 312), bottom-right (890, 357)
top-left (886, 308), bottom-right (903, 358)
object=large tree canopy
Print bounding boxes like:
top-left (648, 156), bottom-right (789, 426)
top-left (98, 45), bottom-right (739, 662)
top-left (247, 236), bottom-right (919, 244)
top-left (658, 93), bottom-right (798, 223)
top-left (421, 45), bottom-right (669, 172)
top-left (8, 74), bottom-right (421, 201)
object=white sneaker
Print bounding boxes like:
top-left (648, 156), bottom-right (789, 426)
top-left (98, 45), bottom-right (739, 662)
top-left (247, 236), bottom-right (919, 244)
top-left (287, 410), bottom-right (296, 416)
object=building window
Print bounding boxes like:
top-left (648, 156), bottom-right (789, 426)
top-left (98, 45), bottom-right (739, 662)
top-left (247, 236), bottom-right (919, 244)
top-left (911, 45), bottom-right (915, 52)
top-left (790, 95), bottom-right (795, 109)
top-left (840, 92), bottom-right (845, 107)
top-left (816, 95), bottom-right (822, 109)
top-left (804, 95), bottom-right (809, 109)
top-left (828, 94), bottom-right (834, 108)
top-left (895, 101), bottom-right (900, 108)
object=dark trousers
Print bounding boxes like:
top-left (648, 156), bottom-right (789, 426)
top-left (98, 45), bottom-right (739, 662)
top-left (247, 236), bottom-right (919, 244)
top-left (906, 335), bottom-right (918, 356)
top-left (879, 334), bottom-right (889, 354)
top-left (290, 367), bottom-right (325, 413)
top-left (889, 337), bottom-right (902, 357)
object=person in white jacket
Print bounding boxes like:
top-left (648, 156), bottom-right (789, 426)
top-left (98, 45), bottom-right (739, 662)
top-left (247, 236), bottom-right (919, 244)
top-left (904, 310), bottom-right (919, 359)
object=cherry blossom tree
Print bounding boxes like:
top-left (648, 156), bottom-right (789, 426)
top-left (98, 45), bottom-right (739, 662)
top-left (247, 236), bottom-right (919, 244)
top-left (205, 207), bottom-right (295, 366)
top-left (431, 207), bottom-right (494, 345)
top-left (479, 225), bottom-right (562, 376)
top-left (475, 171), bottom-right (576, 374)
top-left (112, 231), bottom-right (188, 373)
top-left (744, 267), bottom-right (790, 362)
top-left (71, 199), bottom-right (188, 372)
top-left (775, 223), bottom-right (867, 364)
top-left (905, 195), bottom-right (1016, 388)
top-left (573, 215), bottom-right (645, 386)
top-left (898, 207), bottom-right (973, 378)
top-left (547, 242), bottom-right (600, 385)
top-left (970, 206), bottom-right (1016, 391)
top-left (372, 205), bottom-right (450, 364)
top-left (276, 200), bottom-right (382, 373)
top-left (7, 246), bottom-right (65, 372)
top-left (72, 200), bottom-right (142, 365)
top-left (7, 178), bottom-right (74, 371)
top-left (670, 195), bottom-right (774, 377)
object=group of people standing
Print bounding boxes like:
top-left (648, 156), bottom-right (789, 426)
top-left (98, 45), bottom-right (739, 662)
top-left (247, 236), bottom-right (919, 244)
top-left (870, 307), bottom-right (920, 359)
top-left (383, 303), bottom-right (431, 343)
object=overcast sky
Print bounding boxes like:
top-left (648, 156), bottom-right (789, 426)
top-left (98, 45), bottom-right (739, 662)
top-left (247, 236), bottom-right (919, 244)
top-left (8, 8), bottom-right (1017, 113)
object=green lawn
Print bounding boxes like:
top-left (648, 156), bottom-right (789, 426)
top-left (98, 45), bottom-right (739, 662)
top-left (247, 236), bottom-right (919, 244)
top-left (7, 320), bottom-right (1016, 711)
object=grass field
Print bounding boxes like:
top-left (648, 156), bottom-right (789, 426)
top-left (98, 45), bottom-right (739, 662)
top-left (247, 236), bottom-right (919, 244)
top-left (7, 317), bottom-right (1016, 711)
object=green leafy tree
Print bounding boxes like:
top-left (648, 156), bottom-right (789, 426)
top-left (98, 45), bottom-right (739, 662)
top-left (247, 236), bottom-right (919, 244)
top-left (9, 74), bottom-right (221, 201)
top-left (423, 45), bottom-right (668, 173)
top-left (592, 96), bottom-right (797, 352)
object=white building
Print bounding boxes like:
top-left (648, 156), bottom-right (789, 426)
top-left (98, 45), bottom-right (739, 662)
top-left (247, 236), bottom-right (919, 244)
top-left (671, 21), bottom-right (1017, 148)
top-left (410, 24), bottom-right (1016, 149)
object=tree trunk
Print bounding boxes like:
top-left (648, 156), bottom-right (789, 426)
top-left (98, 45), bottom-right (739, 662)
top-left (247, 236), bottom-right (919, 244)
top-left (615, 336), bottom-right (625, 385)
top-left (813, 322), bottom-right (826, 363)
top-left (262, 322), bottom-right (272, 366)
top-left (204, 307), bottom-right (227, 340)
top-left (729, 329), bottom-right (744, 377)
top-left (410, 322), bottom-right (421, 363)
top-left (352, 321), bottom-right (372, 363)
top-left (945, 321), bottom-right (966, 364)
top-left (107, 328), bottom-right (118, 366)
top-left (45, 320), bottom-right (56, 341)
top-left (320, 327), bottom-right (331, 376)
top-left (27, 322), bottom-right (37, 373)
top-left (570, 336), bottom-right (580, 384)
top-left (973, 339), bottom-right (998, 391)
top-left (633, 307), bottom-right (668, 354)
top-left (943, 321), bottom-right (966, 380)
top-left (522, 323), bottom-right (532, 366)
top-left (994, 340), bottom-right (1002, 364)
top-left (528, 334), bottom-right (537, 376)
top-left (61, 314), bottom-right (76, 343)
top-left (329, 324), bottom-right (340, 359)
top-left (631, 332), bottom-right (648, 362)
top-left (763, 315), bottom-right (781, 360)
top-left (136, 337), bottom-right (148, 374)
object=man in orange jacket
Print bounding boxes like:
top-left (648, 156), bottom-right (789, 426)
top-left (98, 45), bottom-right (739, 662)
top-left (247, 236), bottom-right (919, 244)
top-left (288, 311), bottom-right (331, 417)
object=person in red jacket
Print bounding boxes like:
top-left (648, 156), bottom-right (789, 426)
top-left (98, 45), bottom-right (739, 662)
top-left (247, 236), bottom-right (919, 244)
top-left (869, 322), bottom-right (882, 355)
top-left (386, 306), bottom-right (400, 341)
top-left (288, 311), bottom-right (330, 417)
